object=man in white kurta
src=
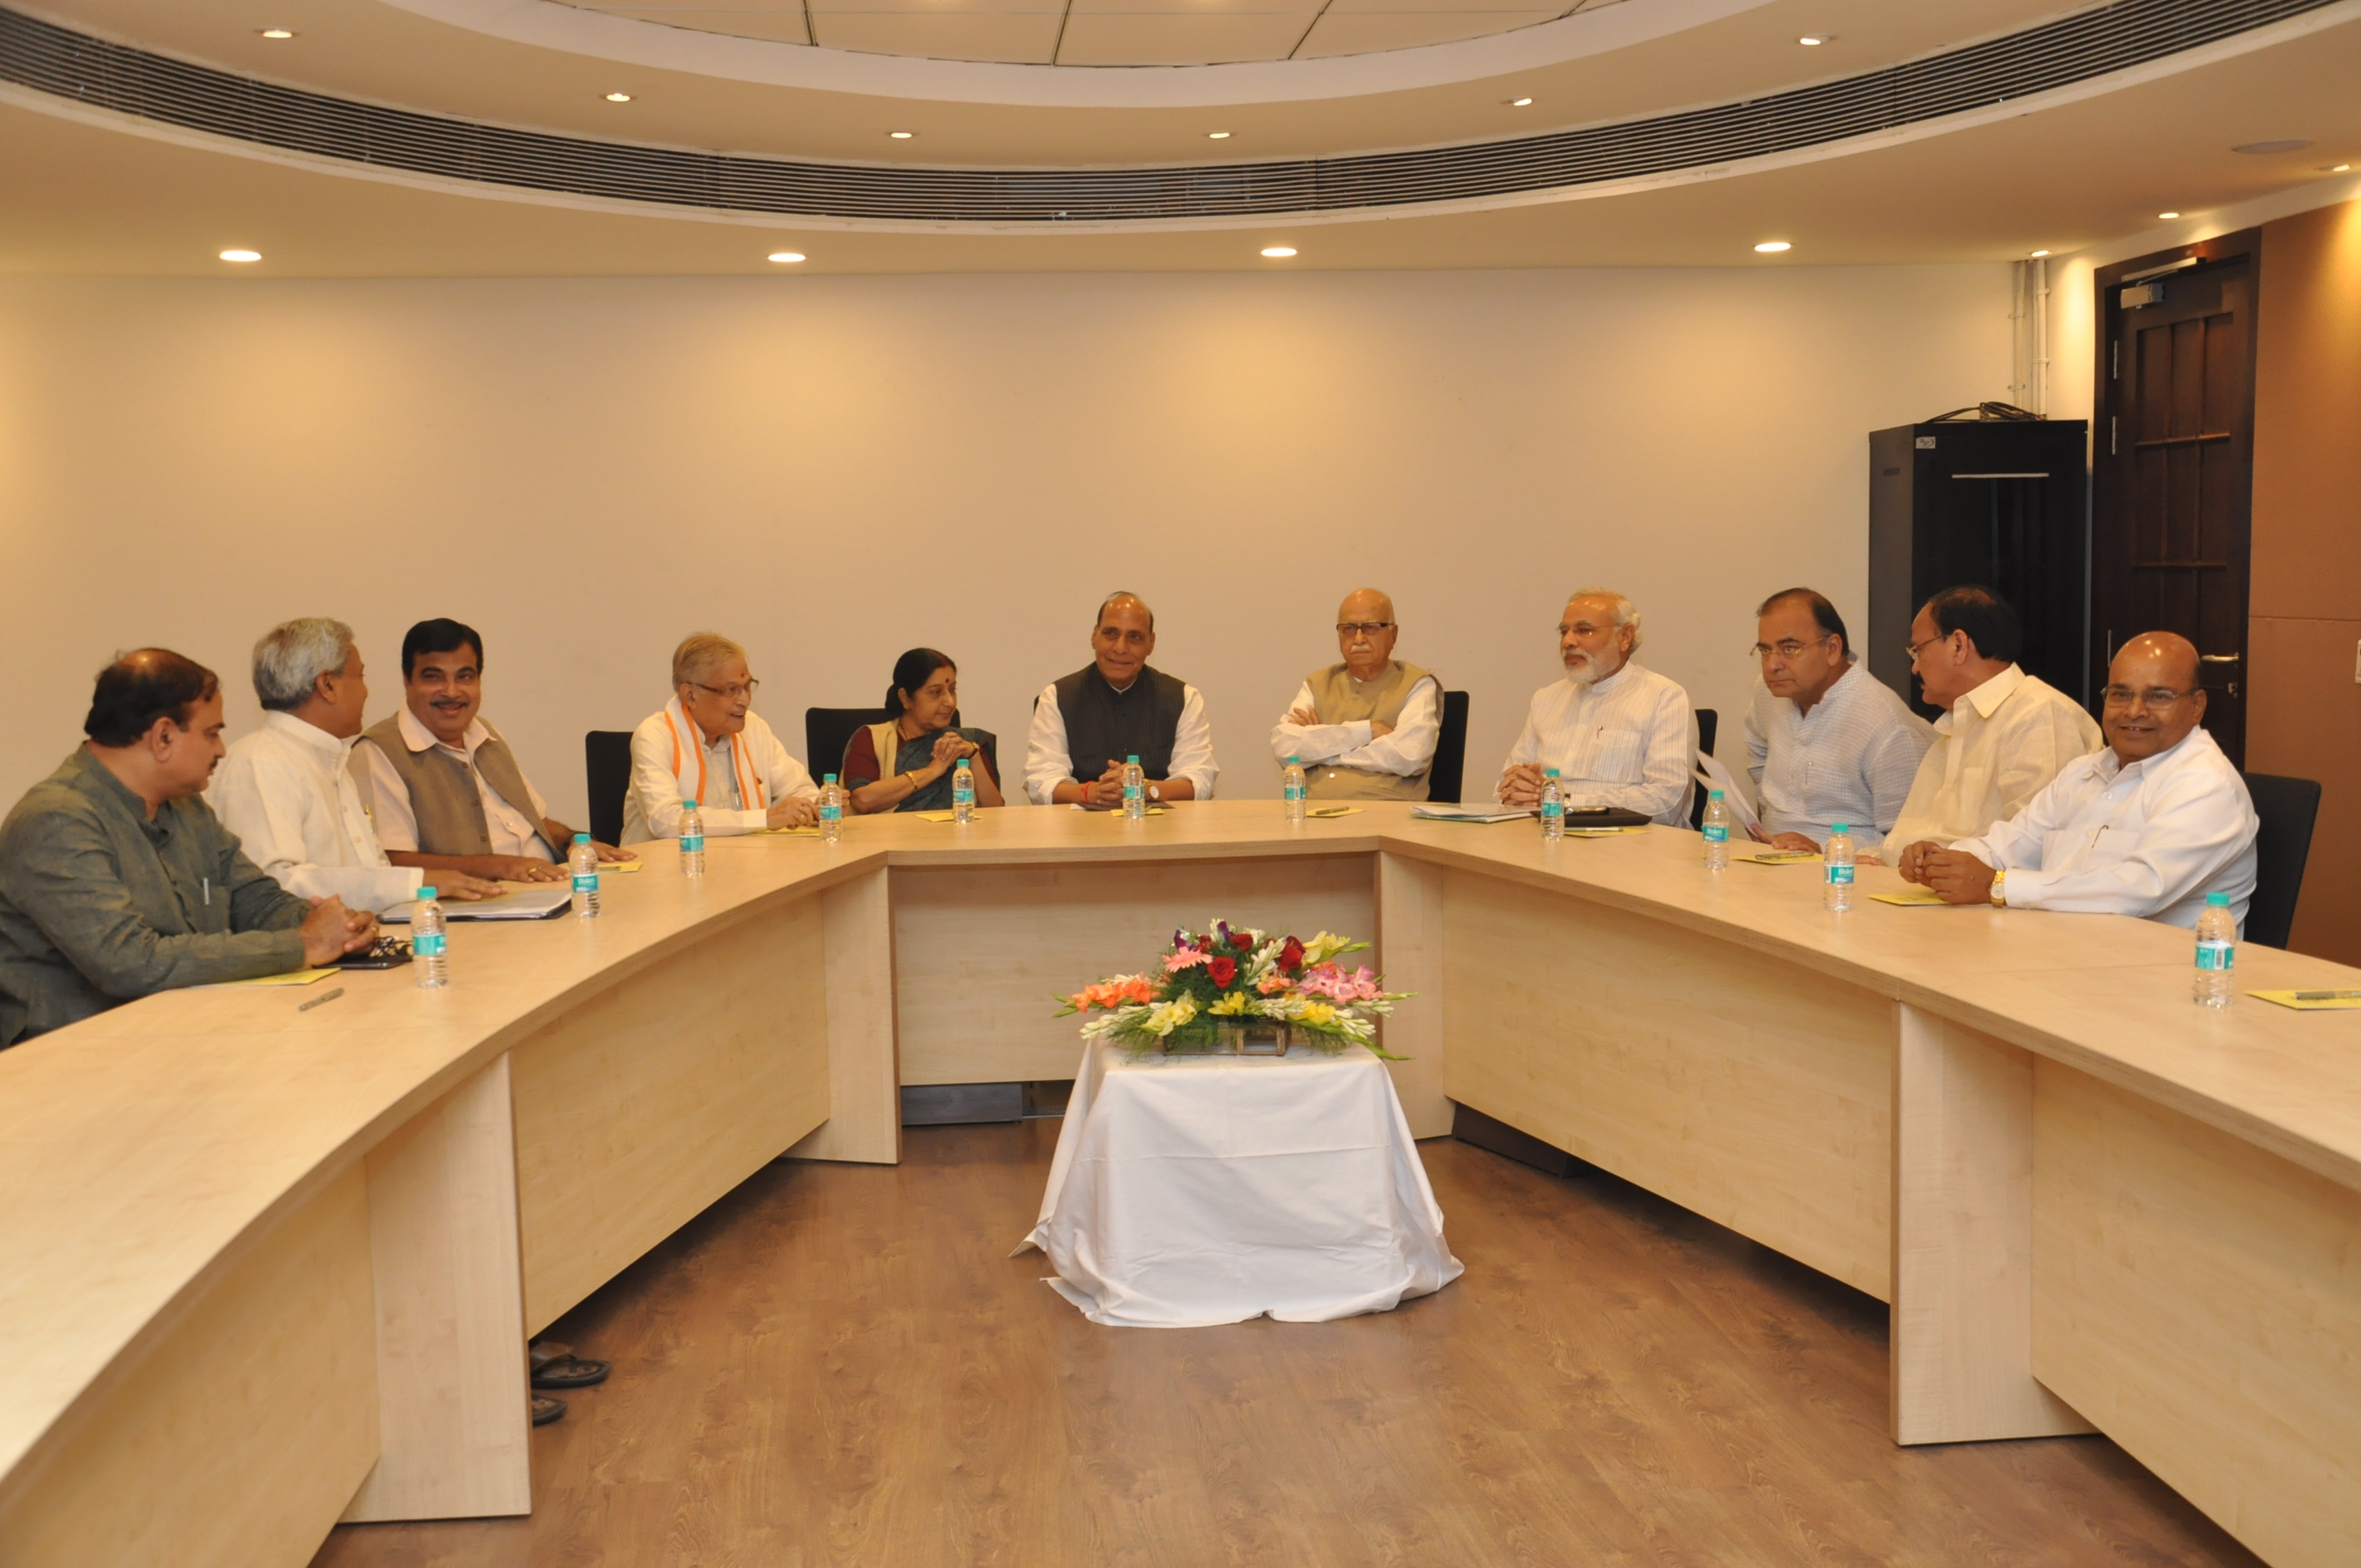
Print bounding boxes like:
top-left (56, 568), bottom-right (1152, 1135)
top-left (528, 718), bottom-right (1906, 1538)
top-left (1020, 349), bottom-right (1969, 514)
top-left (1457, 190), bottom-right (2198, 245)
top-left (1887, 587), bottom-right (2102, 849)
top-left (623, 634), bottom-right (820, 844)
top-left (1900, 632), bottom-right (2257, 929)
top-left (1496, 589), bottom-right (1694, 825)
top-left (1744, 589), bottom-right (1932, 854)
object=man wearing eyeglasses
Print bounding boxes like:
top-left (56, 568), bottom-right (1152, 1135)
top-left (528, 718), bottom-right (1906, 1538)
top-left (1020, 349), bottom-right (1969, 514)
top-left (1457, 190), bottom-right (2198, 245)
top-left (1885, 587), bottom-right (2101, 849)
top-left (1495, 589), bottom-right (1695, 824)
top-left (1898, 631), bottom-right (2257, 928)
top-left (623, 633), bottom-right (820, 843)
top-left (1269, 589), bottom-right (1440, 800)
top-left (1744, 588), bottom-right (1932, 855)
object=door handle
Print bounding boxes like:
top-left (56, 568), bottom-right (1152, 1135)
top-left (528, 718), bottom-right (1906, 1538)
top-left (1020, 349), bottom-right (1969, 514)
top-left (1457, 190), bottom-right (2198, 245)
top-left (2199, 653), bottom-right (2241, 663)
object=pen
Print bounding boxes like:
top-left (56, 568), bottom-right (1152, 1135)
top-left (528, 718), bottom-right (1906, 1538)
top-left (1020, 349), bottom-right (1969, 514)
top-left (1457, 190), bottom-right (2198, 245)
top-left (299, 986), bottom-right (345, 1012)
top-left (2292, 990), bottom-right (2361, 1001)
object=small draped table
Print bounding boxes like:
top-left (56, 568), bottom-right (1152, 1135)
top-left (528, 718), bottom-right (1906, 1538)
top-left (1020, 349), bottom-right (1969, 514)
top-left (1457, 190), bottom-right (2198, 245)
top-left (1017, 1039), bottom-right (1463, 1327)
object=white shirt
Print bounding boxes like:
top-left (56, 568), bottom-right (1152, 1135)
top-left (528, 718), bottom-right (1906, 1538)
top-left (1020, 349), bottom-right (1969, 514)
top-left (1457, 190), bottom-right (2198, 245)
top-left (1024, 677), bottom-right (1220, 805)
top-left (208, 711), bottom-right (423, 915)
top-left (1949, 727), bottom-right (2258, 931)
top-left (1887, 665), bottom-right (2103, 849)
top-left (363, 706), bottom-right (555, 861)
top-left (1495, 661), bottom-right (1695, 826)
top-left (623, 704), bottom-right (819, 844)
top-left (1745, 661), bottom-right (1933, 852)
top-left (1269, 675), bottom-right (1440, 778)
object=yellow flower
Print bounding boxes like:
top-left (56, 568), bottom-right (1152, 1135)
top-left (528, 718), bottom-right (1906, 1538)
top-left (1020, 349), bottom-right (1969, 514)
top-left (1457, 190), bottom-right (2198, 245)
top-left (1299, 1001), bottom-right (1338, 1027)
top-left (1208, 990), bottom-right (1249, 1016)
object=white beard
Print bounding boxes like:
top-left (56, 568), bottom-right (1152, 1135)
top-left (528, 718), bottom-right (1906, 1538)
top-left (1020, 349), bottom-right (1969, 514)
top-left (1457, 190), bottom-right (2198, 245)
top-left (1562, 656), bottom-right (1603, 689)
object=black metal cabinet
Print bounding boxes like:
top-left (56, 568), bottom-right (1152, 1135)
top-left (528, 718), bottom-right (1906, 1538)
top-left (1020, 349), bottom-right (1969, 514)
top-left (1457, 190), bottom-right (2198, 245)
top-left (1867, 419), bottom-right (2091, 719)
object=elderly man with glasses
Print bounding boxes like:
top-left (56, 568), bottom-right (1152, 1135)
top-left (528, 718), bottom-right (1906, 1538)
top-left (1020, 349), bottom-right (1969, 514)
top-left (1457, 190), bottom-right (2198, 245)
top-left (1269, 589), bottom-right (1441, 801)
top-left (1744, 587), bottom-right (1932, 856)
top-left (623, 633), bottom-right (819, 843)
top-left (1897, 631), bottom-right (2257, 928)
top-left (1495, 588), bottom-right (1695, 824)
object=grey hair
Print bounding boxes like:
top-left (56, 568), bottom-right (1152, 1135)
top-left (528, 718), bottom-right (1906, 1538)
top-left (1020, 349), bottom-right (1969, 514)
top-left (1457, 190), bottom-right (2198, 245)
top-left (1567, 587), bottom-right (1642, 653)
top-left (252, 617), bottom-right (357, 712)
top-left (671, 632), bottom-right (747, 689)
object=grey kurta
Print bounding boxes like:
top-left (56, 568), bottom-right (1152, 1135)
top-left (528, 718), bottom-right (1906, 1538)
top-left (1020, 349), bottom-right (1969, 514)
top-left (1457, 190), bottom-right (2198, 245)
top-left (0, 748), bottom-right (311, 1048)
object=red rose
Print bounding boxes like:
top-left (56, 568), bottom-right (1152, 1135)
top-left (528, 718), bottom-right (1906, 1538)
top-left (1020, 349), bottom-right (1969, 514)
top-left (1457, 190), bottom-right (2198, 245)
top-left (1230, 931), bottom-right (1254, 951)
top-left (1207, 956), bottom-right (1237, 986)
top-left (1279, 937), bottom-right (1305, 971)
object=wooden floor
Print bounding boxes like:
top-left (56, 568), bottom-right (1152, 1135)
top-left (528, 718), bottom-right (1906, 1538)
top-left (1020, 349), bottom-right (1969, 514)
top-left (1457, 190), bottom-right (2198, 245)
top-left (313, 1124), bottom-right (2260, 1568)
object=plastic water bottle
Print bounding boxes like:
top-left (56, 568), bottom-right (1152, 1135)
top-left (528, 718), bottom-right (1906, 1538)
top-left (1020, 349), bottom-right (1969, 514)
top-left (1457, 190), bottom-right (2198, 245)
top-left (820, 774), bottom-right (845, 843)
top-left (1283, 756), bottom-right (1307, 823)
top-left (952, 758), bottom-right (975, 824)
top-left (1539, 769), bottom-right (1565, 841)
top-left (1824, 822), bottom-right (1854, 912)
top-left (1122, 755), bottom-right (1146, 821)
top-left (413, 887), bottom-right (448, 989)
top-left (2194, 890), bottom-right (2237, 1007)
top-left (1702, 790), bottom-right (1731, 871)
top-left (568, 832), bottom-right (599, 918)
top-left (678, 799), bottom-right (706, 877)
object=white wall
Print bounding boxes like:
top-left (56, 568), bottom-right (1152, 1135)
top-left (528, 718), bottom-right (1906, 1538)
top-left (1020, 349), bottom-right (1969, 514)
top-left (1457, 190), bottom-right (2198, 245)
top-left (0, 266), bottom-right (2009, 820)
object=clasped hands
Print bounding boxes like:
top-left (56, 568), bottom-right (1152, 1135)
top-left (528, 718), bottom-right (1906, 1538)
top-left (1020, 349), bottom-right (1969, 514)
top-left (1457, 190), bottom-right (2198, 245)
top-left (1895, 840), bottom-right (1998, 904)
top-left (300, 896), bottom-right (379, 968)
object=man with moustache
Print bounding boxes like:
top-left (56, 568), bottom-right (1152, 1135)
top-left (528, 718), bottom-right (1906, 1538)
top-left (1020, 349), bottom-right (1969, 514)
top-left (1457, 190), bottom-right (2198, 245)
top-left (356, 618), bottom-right (634, 882)
top-left (1495, 588), bottom-right (1695, 825)
top-left (1898, 631), bottom-right (2257, 928)
top-left (1026, 591), bottom-right (1220, 807)
top-left (1744, 587), bottom-right (1932, 855)
top-left (0, 649), bottom-right (377, 1048)
top-left (1269, 588), bottom-right (1441, 801)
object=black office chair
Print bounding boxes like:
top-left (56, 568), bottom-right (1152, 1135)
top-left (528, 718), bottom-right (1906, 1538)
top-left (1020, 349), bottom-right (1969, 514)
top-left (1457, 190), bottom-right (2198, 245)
top-left (584, 730), bottom-right (633, 847)
top-left (1427, 691), bottom-right (1471, 802)
top-left (806, 707), bottom-right (887, 783)
top-left (1689, 708), bottom-right (1720, 829)
top-left (2241, 772), bottom-right (2321, 949)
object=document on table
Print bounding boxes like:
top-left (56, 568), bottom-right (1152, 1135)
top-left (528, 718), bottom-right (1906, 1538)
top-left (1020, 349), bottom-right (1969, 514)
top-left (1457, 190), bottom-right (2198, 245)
top-left (1693, 755), bottom-right (1763, 838)
top-left (1868, 888), bottom-right (1953, 907)
top-left (212, 968), bottom-right (339, 987)
top-left (594, 858), bottom-right (644, 873)
top-left (2249, 989), bottom-right (2361, 1011)
top-left (754, 825), bottom-right (822, 836)
top-left (382, 885), bottom-right (575, 922)
top-left (1733, 849), bottom-right (1820, 865)
top-left (1411, 803), bottom-right (1529, 824)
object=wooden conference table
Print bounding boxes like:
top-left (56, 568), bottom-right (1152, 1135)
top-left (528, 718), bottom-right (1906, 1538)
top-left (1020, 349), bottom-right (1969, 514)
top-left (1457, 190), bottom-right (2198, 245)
top-left (0, 803), bottom-right (2355, 1568)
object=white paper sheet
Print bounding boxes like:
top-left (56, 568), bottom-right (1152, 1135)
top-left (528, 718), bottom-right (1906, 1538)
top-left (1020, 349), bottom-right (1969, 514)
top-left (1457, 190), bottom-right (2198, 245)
top-left (1693, 754), bottom-right (1763, 838)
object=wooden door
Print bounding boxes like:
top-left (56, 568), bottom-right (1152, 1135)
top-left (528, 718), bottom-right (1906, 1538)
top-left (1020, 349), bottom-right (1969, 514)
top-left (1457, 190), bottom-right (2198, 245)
top-left (2091, 231), bottom-right (2259, 766)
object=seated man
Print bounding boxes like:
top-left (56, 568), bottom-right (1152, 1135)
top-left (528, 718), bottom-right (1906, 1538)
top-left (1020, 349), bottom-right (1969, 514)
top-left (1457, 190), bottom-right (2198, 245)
top-left (1026, 592), bottom-right (1219, 807)
top-left (212, 618), bottom-right (498, 913)
top-left (1269, 588), bottom-right (1440, 800)
top-left (0, 649), bottom-right (375, 1048)
top-left (1495, 589), bottom-right (1693, 824)
top-left (356, 618), bottom-right (634, 882)
top-left (1744, 588), bottom-right (1932, 854)
top-left (1899, 632), bottom-right (2257, 928)
top-left (1887, 586), bottom-right (2102, 849)
top-left (624, 633), bottom-right (819, 843)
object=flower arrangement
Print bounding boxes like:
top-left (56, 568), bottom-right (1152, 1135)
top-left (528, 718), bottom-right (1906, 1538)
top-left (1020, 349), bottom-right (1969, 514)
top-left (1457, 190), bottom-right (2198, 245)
top-left (1056, 920), bottom-right (1413, 1059)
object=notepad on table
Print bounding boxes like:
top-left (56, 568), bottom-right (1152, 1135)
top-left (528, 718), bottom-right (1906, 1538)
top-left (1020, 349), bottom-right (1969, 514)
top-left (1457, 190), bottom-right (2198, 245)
top-left (754, 825), bottom-right (822, 837)
top-left (215, 968), bottom-right (340, 987)
top-left (1734, 849), bottom-right (1820, 865)
top-left (1868, 888), bottom-right (1952, 907)
top-left (2249, 989), bottom-right (2361, 1011)
top-left (385, 885), bottom-right (574, 921)
top-left (1306, 806), bottom-right (1363, 819)
top-left (594, 858), bottom-right (644, 874)
top-left (1410, 803), bottom-right (1529, 824)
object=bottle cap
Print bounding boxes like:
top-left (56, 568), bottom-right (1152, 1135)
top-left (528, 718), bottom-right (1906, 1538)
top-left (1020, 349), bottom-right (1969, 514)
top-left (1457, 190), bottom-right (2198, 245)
top-left (683, 799), bottom-right (697, 810)
top-left (1287, 756), bottom-right (1300, 766)
top-left (956, 757), bottom-right (970, 767)
top-left (1709, 790), bottom-right (1724, 800)
top-left (1127, 755), bottom-right (1141, 764)
top-left (573, 832), bottom-right (590, 844)
top-left (1831, 822), bottom-right (1851, 833)
top-left (418, 887), bottom-right (437, 899)
top-left (824, 774), bottom-right (838, 784)
top-left (2205, 891), bottom-right (2230, 906)
top-left (1545, 768), bottom-right (1561, 777)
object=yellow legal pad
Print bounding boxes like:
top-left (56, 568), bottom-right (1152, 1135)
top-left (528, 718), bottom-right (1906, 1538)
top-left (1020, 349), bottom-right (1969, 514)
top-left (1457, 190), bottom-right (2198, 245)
top-left (1307, 806), bottom-right (1364, 819)
top-left (2248, 990), bottom-right (2361, 1012)
top-left (1868, 888), bottom-right (1953, 907)
top-left (753, 826), bottom-right (823, 837)
top-left (219, 968), bottom-right (340, 987)
top-left (592, 859), bottom-right (644, 874)
top-left (1734, 849), bottom-right (1819, 865)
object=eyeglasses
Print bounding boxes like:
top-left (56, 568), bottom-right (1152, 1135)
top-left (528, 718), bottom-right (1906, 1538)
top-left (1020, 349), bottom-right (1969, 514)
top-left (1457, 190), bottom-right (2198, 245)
top-left (691, 679), bottom-right (760, 702)
top-left (1336, 622), bottom-right (1395, 636)
top-left (2100, 685), bottom-right (2196, 709)
top-left (1904, 633), bottom-right (1951, 663)
top-left (1751, 636), bottom-right (1832, 661)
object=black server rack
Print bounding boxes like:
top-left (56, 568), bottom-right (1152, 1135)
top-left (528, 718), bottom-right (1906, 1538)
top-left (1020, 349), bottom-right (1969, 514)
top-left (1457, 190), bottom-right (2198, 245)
top-left (1867, 418), bottom-right (2091, 720)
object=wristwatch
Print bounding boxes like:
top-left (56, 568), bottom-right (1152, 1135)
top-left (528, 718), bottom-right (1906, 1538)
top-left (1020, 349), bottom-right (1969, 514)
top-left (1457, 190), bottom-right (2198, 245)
top-left (1990, 868), bottom-right (2008, 908)
top-left (1147, 783), bottom-right (1162, 802)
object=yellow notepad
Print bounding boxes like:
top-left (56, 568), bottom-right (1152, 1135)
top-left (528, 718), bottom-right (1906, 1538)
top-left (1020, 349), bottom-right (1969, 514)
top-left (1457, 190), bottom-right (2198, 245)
top-left (1306, 806), bottom-right (1364, 819)
top-left (1567, 824), bottom-right (1648, 838)
top-left (221, 968), bottom-right (340, 987)
top-left (2248, 989), bottom-right (2361, 1011)
top-left (912, 810), bottom-right (959, 823)
top-left (753, 826), bottom-right (823, 837)
top-left (1735, 849), bottom-right (1820, 865)
top-left (590, 859), bottom-right (643, 874)
top-left (1869, 888), bottom-right (1951, 907)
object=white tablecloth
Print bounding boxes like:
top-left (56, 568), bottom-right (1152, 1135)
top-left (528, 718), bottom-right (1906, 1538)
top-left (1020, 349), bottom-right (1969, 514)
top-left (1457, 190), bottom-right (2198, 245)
top-left (1018, 1040), bottom-right (1463, 1327)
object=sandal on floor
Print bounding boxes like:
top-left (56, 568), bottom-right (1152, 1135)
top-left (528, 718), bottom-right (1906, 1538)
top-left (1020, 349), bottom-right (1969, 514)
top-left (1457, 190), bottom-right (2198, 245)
top-left (532, 1354), bottom-right (610, 1390)
top-left (531, 1395), bottom-right (567, 1426)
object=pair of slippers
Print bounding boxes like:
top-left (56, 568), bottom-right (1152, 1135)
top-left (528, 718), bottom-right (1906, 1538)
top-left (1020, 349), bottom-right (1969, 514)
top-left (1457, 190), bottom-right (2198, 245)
top-left (529, 1339), bottom-right (612, 1426)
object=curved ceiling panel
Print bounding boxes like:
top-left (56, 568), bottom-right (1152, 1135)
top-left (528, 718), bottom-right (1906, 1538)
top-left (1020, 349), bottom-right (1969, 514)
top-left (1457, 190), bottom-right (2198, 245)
top-left (0, 0), bottom-right (2340, 224)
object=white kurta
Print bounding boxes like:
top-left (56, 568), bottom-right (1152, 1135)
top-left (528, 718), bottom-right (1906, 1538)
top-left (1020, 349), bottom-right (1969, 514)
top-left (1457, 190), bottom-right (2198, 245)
top-left (1020, 1041), bottom-right (1463, 1327)
top-left (1744, 661), bottom-right (1933, 852)
top-left (208, 711), bottom-right (422, 915)
top-left (1495, 661), bottom-right (1695, 825)
top-left (622, 699), bottom-right (819, 844)
top-left (1886, 665), bottom-right (2103, 849)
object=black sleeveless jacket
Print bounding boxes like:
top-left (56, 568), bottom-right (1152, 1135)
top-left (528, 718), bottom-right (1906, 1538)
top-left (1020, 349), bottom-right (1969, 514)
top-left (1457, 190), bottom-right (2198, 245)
top-left (1052, 666), bottom-right (1187, 781)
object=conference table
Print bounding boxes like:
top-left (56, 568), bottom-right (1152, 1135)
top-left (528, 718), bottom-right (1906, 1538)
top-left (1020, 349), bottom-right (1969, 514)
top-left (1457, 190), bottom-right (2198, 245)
top-left (0, 802), bottom-right (2354, 1568)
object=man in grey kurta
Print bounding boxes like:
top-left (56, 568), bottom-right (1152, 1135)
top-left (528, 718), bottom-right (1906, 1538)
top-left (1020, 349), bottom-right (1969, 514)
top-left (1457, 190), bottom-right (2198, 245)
top-left (0, 649), bottom-right (369, 1049)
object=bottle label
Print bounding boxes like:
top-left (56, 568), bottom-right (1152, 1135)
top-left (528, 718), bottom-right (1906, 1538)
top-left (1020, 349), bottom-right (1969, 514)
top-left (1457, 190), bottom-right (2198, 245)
top-left (573, 872), bottom-right (598, 895)
top-left (680, 833), bottom-right (703, 854)
top-left (1827, 863), bottom-right (1855, 885)
top-left (412, 932), bottom-right (446, 957)
top-left (1124, 783), bottom-right (1143, 805)
top-left (1284, 783), bottom-right (1304, 803)
top-left (820, 805), bottom-right (843, 824)
top-left (1703, 824), bottom-right (1729, 844)
top-left (2195, 940), bottom-right (2235, 972)
top-left (1541, 801), bottom-right (1564, 821)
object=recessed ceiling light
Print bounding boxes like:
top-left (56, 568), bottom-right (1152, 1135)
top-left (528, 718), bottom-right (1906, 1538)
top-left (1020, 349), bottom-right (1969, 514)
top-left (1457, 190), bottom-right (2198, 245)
top-left (2158, 211), bottom-right (2181, 219)
top-left (2029, 249), bottom-right (2050, 258)
top-left (219, 250), bottom-right (262, 264)
top-left (2330, 163), bottom-right (2354, 173)
top-left (1509, 97), bottom-right (1534, 106)
top-left (767, 252), bottom-right (806, 264)
top-left (258, 28), bottom-right (294, 40)
top-left (2231, 139), bottom-right (2311, 154)
top-left (1208, 131), bottom-right (1230, 139)
top-left (889, 131), bottom-right (914, 139)
top-left (1754, 240), bottom-right (1791, 253)
top-left (1261, 246), bottom-right (1297, 258)
top-left (605, 92), bottom-right (632, 103)
top-left (1798, 35), bottom-right (1832, 46)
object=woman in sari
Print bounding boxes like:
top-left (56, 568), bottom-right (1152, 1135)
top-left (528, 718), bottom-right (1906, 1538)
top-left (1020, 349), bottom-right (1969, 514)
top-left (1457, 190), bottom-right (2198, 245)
top-left (844, 648), bottom-right (1006, 814)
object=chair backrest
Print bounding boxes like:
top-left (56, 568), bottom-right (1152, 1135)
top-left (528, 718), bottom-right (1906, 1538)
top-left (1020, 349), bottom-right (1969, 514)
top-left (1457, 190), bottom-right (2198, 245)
top-left (1428, 691), bottom-right (1471, 803)
top-left (1689, 707), bottom-right (1721, 829)
top-left (806, 707), bottom-right (887, 784)
top-left (584, 730), bottom-right (633, 847)
top-left (2241, 772), bottom-right (2322, 949)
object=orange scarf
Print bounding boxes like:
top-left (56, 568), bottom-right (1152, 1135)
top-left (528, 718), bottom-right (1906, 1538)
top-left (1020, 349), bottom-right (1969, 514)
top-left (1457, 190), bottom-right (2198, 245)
top-left (661, 697), bottom-right (765, 814)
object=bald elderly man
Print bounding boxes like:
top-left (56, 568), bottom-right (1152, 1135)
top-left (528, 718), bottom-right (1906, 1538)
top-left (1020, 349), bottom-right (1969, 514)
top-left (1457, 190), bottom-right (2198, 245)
top-left (1496, 589), bottom-right (1694, 824)
top-left (1897, 632), bottom-right (2257, 929)
top-left (1269, 589), bottom-right (1440, 800)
